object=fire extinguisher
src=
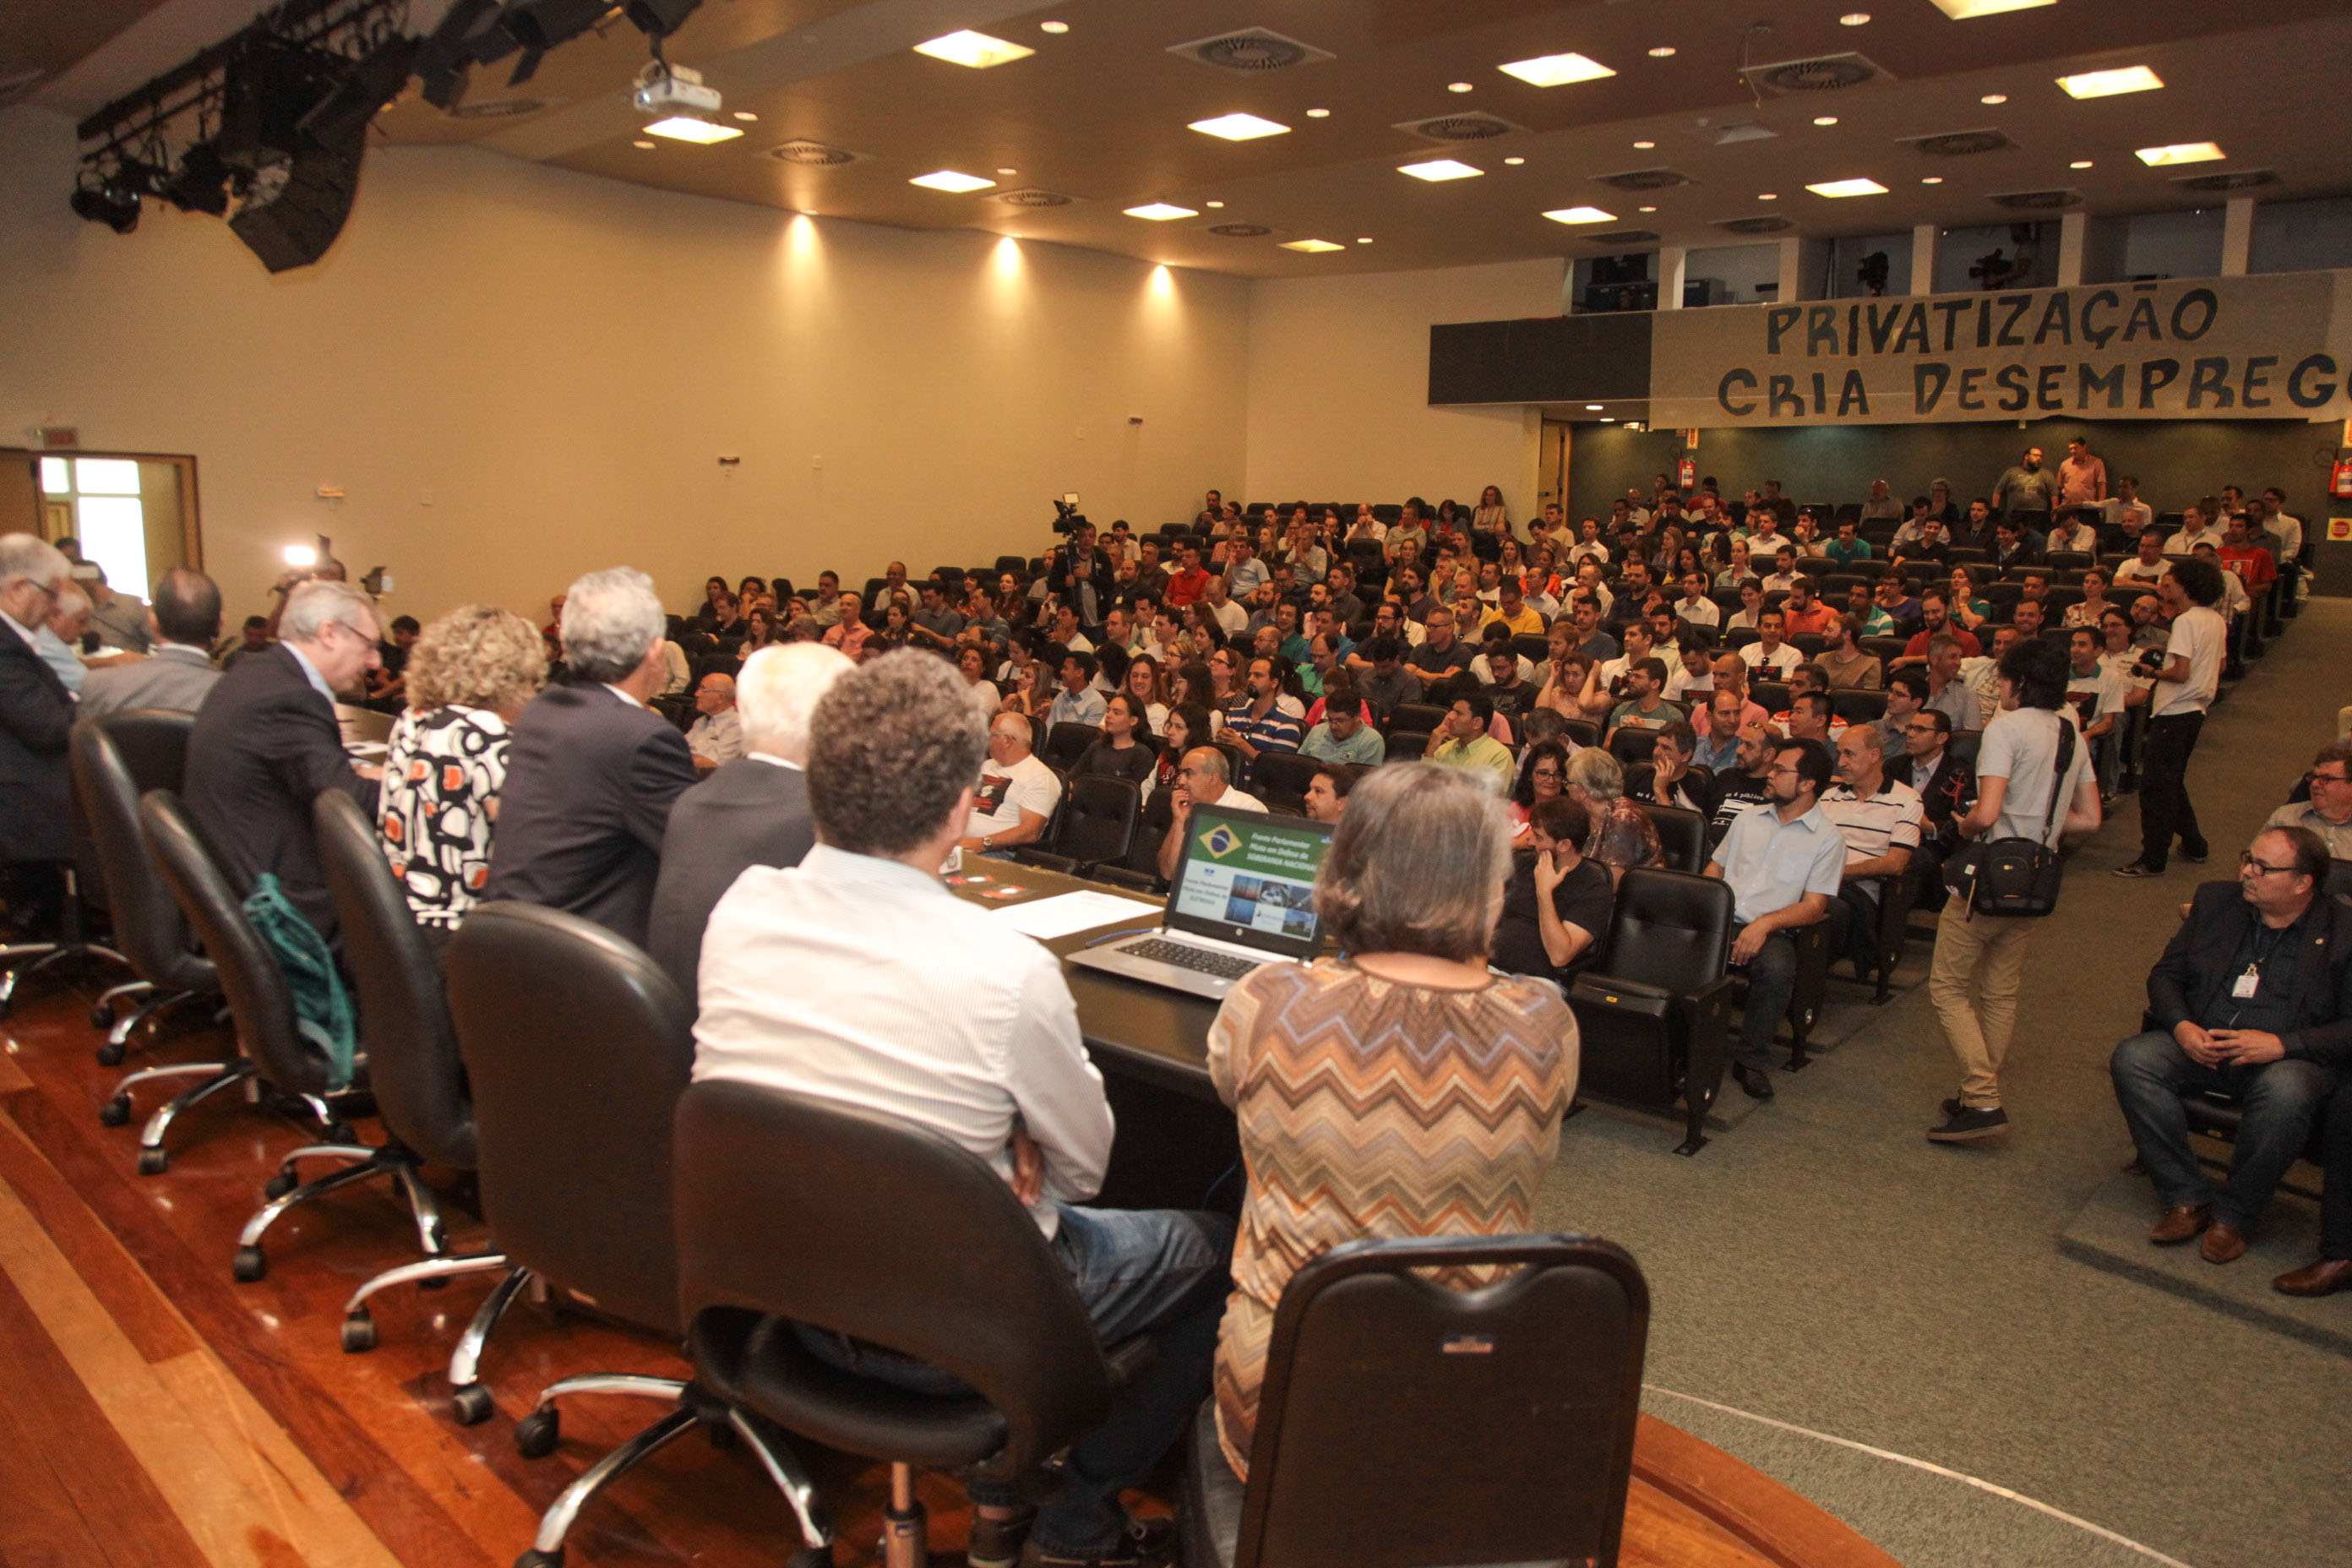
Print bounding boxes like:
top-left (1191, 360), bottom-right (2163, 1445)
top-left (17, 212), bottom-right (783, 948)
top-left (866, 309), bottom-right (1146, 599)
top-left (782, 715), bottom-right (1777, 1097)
top-left (2332, 454), bottom-right (2352, 499)
top-left (1677, 455), bottom-right (1697, 491)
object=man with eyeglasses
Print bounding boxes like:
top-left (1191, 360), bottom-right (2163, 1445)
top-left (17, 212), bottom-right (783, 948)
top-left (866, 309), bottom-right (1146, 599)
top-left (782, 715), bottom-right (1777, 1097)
top-left (2111, 825), bottom-right (2352, 1265)
top-left (1898, 707), bottom-right (1974, 911)
top-left (0, 534), bottom-right (79, 940)
top-left (2265, 743), bottom-right (2352, 860)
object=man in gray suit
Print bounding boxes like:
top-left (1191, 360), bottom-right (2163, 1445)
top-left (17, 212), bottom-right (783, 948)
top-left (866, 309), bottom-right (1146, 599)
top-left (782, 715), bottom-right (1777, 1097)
top-left (649, 641), bottom-right (851, 999)
top-left (78, 569), bottom-right (225, 717)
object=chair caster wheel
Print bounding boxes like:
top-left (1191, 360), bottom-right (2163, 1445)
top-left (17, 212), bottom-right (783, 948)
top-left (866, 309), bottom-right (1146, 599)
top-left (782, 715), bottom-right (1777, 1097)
top-left (232, 1245), bottom-right (267, 1283)
top-left (515, 1549), bottom-right (564, 1568)
top-left (91, 1004), bottom-right (115, 1030)
top-left (95, 1042), bottom-right (126, 1067)
top-left (136, 1146), bottom-right (168, 1175)
top-left (514, 1407), bottom-right (560, 1460)
top-left (264, 1170), bottom-right (299, 1200)
top-left (340, 1315), bottom-right (378, 1353)
top-left (99, 1097), bottom-right (131, 1128)
top-left (450, 1383), bottom-right (496, 1426)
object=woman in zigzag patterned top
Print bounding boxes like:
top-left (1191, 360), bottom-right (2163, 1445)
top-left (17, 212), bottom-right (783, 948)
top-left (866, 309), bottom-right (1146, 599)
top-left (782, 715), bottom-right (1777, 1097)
top-left (1204, 760), bottom-right (1578, 1483)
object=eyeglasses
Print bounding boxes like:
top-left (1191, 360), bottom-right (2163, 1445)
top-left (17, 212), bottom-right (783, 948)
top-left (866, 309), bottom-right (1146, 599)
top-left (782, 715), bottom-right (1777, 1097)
top-left (2240, 852), bottom-right (2296, 876)
top-left (2311, 770), bottom-right (2351, 788)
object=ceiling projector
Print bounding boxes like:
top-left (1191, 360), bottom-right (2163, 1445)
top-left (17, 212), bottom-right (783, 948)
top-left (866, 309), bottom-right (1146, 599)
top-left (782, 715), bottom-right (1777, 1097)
top-left (633, 61), bottom-right (720, 116)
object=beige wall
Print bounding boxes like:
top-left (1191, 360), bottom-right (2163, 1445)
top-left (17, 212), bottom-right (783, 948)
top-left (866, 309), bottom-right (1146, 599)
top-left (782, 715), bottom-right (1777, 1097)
top-left (1240, 258), bottom-right (1561, 523)
top-left (0, 107), bottom-right (1249, 623)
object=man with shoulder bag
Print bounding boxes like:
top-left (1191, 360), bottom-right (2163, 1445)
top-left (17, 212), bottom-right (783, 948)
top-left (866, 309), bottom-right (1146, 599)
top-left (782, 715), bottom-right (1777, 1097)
top-left (1925, 640), bottom-right (2102, 1142)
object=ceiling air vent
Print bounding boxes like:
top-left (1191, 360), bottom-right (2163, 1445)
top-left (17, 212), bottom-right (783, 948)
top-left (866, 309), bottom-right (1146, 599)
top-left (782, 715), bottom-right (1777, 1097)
top-left (2174, 168), bottom-right (2276, 192)
top-left (1394, 112), bottom-right (1523, 143)
top-left (448, 97), bottom-right (550, 119)
top-left (1740, 52), bottom-right (1891, 95)
top-left (1685, 121), bottom-right (1778, 146)
top-left (1584, 229), bottom-right (1660, 245)
top-left (1904, 128), bottom-right (2016, 157)
top-left (764, 139), bottom-right (866, 166)
top-left (998, 188), bottom-right (1079, 207)
top-left (1989, 188), bottom-right (2080, 210)
top-left (1208, 223), bottom-right (1273, 237)
top-left (1598, 167), bottom-right (1694, 191)
top-left (1715, 215), bottom-right (1795, 234)
top-left (1166, 28), bottom-right (1334, 72)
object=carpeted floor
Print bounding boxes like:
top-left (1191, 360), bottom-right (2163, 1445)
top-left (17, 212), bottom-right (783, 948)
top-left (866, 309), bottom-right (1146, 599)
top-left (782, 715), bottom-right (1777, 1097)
top-left (1533, 597), bottom-right (2352, 1568)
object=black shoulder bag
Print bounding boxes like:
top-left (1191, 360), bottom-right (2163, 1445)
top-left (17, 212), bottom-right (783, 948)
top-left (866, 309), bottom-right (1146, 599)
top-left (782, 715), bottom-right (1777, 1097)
top-left (1943, 719), bottom-right (2075, 917)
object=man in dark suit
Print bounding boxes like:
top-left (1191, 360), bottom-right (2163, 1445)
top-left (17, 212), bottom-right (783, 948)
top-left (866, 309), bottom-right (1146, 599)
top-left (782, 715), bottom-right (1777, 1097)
top-left (484, 567), bottom-right (699, 948)
top-left (1894, 706), bottom-right (1974, 911)
top-left (2110, 826), bottom-right (2352, 1265)
top-left (0, 535), bottom-right (78, 937)
top-left (648, 642), bottom-right (852, 999)
top-left (184, 580), bottom-right (383, 939)
top-left (1047, 520), bottom-right (1117, 625)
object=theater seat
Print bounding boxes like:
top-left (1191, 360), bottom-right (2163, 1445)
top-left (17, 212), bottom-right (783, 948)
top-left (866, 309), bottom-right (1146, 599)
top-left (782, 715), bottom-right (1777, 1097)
top-left (1012, 775), bottom-right (1140, 878)
top-left (1635, 802), bottom-right (1708, 874)
top-left (1250, 752), bottom-right (1320, 814)
top-left (1567, 868), bottom-right (1735, 1155)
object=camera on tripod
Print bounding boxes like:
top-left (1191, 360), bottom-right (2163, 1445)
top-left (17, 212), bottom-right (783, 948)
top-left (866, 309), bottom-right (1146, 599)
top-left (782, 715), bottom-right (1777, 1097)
top-left (1050, 493), bottom-right (1088, 536)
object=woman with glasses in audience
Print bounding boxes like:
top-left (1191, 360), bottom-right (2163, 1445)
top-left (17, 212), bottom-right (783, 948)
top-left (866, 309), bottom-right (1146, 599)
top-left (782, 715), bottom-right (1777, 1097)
top-left (1204, 761), bottom-right (1575, 1484)
top-left (379, 605), bottom-right (547, 949)
top-left (1206, 646), bottom-right (1242, 707)
top-left (1145, 703), bottom-right (1211, 805)
top-left (1124, 655), bottom-right (1168, 736)
top-left (2065, 566), bottom-right (2114, 629)
top-left (1511, 739), bottom-right (1572, 836)
top-left (1564, 746), bottom-right (1660, 886)
top-left (1167, 659), bottom-right (1211, 716)
top-left (1070, 693), bottom-right (1157, 788)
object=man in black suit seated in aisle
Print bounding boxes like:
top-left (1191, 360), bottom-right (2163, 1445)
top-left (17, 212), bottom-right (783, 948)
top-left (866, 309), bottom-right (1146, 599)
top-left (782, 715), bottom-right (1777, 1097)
top-left (648, 641), bottom-right (852, 1000)
top-left (483, 567), bottom-right (700, 949)
top-left (184, 579), bottom-right (383, 941)
top-left (1894, 706), bottom-right (1974, 912)
top-left (0, 534), bottom-right (79, 939)
top-left (2110, 826), bottom-right (2352, 1266)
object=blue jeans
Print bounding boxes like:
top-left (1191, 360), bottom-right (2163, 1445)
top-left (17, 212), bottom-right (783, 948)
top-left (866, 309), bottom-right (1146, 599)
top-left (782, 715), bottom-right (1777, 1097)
top-left (1730, 923), bottom-right (1798, 1071)
top-left (804, 1202), bottom-right (1234, 1555)
top-left (2110, 1030), bottom-right (2336, 1233)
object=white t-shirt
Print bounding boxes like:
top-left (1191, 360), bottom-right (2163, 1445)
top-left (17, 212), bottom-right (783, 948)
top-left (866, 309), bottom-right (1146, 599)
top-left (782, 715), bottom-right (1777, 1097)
top-left (1975, 706), bottom-right (2091, 849)
top-left (2113, 557), bottom-right (2170, 584)
top-left (965, 678), bottom-right (1005, 724)
top-left (2152, 605), bottom-right (2224, 717)
top-left (969, 753), bottom-right (1062, 839)
top-left (2065, 664), bottom-right (2126, 722)
top-left (1740, 640), bottom-right (1802, 678)
top-left (1674, 597), bottom-right (1722, 628)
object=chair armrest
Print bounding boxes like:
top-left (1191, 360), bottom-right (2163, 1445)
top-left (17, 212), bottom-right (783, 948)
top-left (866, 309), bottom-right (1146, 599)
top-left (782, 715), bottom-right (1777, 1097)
top-left (1009, 849), bottom-right (1081, 876)
top-left (1568, 974), bottom-right (1675, 1009)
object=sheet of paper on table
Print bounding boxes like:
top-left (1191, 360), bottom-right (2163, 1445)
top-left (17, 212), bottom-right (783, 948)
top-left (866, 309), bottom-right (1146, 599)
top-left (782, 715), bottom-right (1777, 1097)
top-left (988, 890), bottom-right (1162, 942)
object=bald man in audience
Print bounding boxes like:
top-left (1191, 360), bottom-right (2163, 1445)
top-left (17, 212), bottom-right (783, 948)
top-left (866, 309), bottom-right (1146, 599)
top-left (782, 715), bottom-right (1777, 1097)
top-left (76, 568), bottom-right (224, 717)
top-left (1156, 747), bottom-right (1265, 883)
top-left (684, 672), bottom-right (744, 773)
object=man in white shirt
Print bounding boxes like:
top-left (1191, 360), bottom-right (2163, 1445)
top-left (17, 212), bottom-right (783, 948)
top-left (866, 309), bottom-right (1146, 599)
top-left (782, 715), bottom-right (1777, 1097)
top-left (2064, 626), bottom-right (2127, 751)
top-left (2113, 529), bottom-right (2172, 585)
top-left (1048, 651), bottom-right (1109, 730)
top-left (2116, 557), bottom-right (2226, 878)
top-left (2113, 475), bottom-right (2154, 539)
top-left (694, 651), bottom-right (1233, 1567)
top-left (1818, 727), bottom-right (1923, 985)
top-left (684, 672), bottom-right (745, 773)
top-left (1739, 609), bottom-right (1803, 680)
top-left (2164, 503), bottom-right (2220, 557)
top-left (1674, 571), bottom-right (1721, 629)
top-left (961, 711), bottom-right (1062, 857)
top-left (1200, 573), bottom-right (1250, 638)
top-left (1155, 746), bottom-right (1265, 882)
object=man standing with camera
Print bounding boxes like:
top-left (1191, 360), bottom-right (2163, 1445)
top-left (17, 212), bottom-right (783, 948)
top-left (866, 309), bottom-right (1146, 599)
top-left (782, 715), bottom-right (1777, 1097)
top-left (2114, 558), bottom-right (2227, 879)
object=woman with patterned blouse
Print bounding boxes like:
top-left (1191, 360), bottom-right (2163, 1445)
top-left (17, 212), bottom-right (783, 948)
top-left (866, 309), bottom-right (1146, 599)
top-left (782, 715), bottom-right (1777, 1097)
top-left (1205, 762), bottom-right (1577, 1482)
top-left (378, 605), bottom-right (545, 935)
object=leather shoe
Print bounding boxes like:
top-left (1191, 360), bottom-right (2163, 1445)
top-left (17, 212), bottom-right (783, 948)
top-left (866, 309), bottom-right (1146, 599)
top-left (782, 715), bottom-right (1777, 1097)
top-left (2273, 1257), bottom-right (2352, 1297)
top-left (2148, 1205), bottom-right (2211, 1244)
top-left (1732, 1063), bottom-right (1774, 1101)
top-left (2198, 1222), bottom-right (2248, 1264)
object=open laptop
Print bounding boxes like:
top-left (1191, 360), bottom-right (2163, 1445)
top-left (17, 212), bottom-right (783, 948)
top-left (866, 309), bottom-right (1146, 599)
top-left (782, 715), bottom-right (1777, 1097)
top-left (1066, 803), bottom-right (1333, 999)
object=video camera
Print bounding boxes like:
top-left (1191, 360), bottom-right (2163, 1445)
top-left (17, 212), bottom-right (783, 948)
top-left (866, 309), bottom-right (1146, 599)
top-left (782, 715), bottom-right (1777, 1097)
top-left (1050, 493), bottom-right (1088, 536)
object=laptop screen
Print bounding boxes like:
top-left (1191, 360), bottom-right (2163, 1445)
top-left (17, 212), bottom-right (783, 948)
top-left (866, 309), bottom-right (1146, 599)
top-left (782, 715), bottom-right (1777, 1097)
top-left (1165, 803), bottom-right (1333, 960)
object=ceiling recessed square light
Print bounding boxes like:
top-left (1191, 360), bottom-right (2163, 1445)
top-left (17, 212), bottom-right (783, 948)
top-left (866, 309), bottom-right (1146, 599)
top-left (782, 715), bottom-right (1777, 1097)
top-left (1542, 205), bottom-right (1616, 224)
top-left (2136, 141), bottom-right (2224, 166)
top-left (632, 139), bottom-right (656, 149)
top-left (2058, 65), bottom-right (2163, 99)
top-left (1840, 11), bottom-right (1871, 24)
top-left (909, 169), bottom-right (996, 192)
top-left (1806, 177), bottom-right (1887, 197)
top-left (1447, 81), bottom-right (1473, 93)
top-left (1980, 93), bottom-right (2007, 104)
top-left (1813, 115), bottom-right (1838, 126)
top-left (1280, 238), bottom-right (1345, 253)
top-left (644, 117), bottom-right (743, 144)
top-left (1399, 158), bottom-right (1483, 181)
top-left (1124, 202), bottom-right (1198, 220)
top-left (1586, 403), bottom-right (1603, 411)
top-left (1305, 106), bottom-right (1331, 117)
top-left (2069, 159), bottom-right (2093, 169)
top-left (1498, 52), bottom-right (1615, 88)
top-left (1633, 139), bottom-right (1656, 150)
top-left (912, 30), bottom-right (1034, 68)
top-left (1190, 112), bottom-right (1289, 141)
top-left (732, 111), bottom-right (758, 122)
top-left (1038, 20), bottom-right (1069, 34)
top-left (1647, 46), bottom-right (1676, 58)
top-left (1920, 175), bottom-right (1942, 183)
top-left (1204, 199), bottom-right (1224, 207)
top-left (1504, 156), bottom-right (1525, 166)
top-left (1928, 0), bottom-right (2055, 17)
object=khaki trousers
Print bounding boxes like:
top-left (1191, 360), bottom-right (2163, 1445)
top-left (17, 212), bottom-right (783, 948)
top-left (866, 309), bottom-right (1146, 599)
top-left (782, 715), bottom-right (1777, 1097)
top-left (1928, 897), bottom-right (2042, 1109)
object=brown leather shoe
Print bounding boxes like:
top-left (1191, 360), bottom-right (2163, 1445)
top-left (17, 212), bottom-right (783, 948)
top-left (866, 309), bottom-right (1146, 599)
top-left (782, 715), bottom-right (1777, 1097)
top-left (2198, 1222), bottom-right (2248, 1264)
top-left (2273, 1257), bottom-right (2352, 1297)
top-left (2148, 1205), bottom-right (2211, 1245)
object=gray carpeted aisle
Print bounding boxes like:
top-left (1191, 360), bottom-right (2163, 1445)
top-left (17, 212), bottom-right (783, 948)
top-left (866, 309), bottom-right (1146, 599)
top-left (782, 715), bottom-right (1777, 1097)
top-left (1533, 599), bottom-right (2352, 1568)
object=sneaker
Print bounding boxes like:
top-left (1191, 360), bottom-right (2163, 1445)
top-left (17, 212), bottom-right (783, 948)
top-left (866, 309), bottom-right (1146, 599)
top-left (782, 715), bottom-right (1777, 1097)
top-left (968, 1509), bottom-right (1038, 1568)
top-left (2179, 846), bottom-right (2209, 864)
top-left (1023, 1518), bottom-right (1174, 1568)
top-left (2112, 862), bottom-right (2162, 878)
top-left (1928, 1105), bottom-right (2008, 1142)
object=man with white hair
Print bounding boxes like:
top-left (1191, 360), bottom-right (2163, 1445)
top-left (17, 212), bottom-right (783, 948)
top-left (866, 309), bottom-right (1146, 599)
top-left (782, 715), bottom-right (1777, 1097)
top-left (648, 642), bottom-right (852, 999)
top-left (683, 671), bottom-right (743, 774)
top-left (184, 578), bottom-right (383, 939)
top-left (0, 535), bottom-right (79, 938)
top-left (36, 584), bottom-right (92, 695)
top-left (483, 567), bottom-right (701, 947)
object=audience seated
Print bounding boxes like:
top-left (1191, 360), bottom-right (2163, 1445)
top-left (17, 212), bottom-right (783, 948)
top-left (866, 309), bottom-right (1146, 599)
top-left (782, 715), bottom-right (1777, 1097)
top-left (1069, 692), bottom-right (1157, 787)
top-left (683, 672), bottom-right (744, 773)
top-left (1565, 747), bottom-right (1660, 885)
top-left (963, 711), bottom-right (1063, 858)
top-left (1706, 738), bottom-right (1843, 1100)
top-left (1427, 689), bottom-right (1512, 789)
top-left (1818, 727), bottom-right (1924, 984)
top-left (1303, 760), bottom-right (1356, 824)
top-left (0, 534), bottom-right (77, 939)
top-left (76, 568), bottom-right (225, 716)
top-left (2265, 742), bottom-right (2352, 859)
top-left (1155, 747), bottom-right (1264, 882)
top-left (1494, 795), bottom-right (1614, 990)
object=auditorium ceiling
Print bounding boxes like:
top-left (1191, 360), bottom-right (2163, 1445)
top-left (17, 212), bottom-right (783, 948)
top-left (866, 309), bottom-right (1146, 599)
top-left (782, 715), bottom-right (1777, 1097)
top-left (21, 0), bottom-right (2352, 279)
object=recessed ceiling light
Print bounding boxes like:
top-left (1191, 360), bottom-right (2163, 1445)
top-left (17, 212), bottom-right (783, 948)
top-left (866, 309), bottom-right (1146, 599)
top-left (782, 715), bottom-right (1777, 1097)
top-left (632, 139), bottom-right (656, 149)
top-left (1633, 139), bottom-right (1656, 150)
top-left (913, 30), bottom-right (1034, 68)
top-left (1759, 192), bottom-right (1778, 200)
top-left (1638, 204), bottom-right (1658, 212)
top-left (1205, 199), bottom-right (1224, 208)
top-left (1921, 176), bottom-right (1943, 183)
top-left (1504, 156), bottom-right (1525, 166)
top-left (1647, 46), bottom-right (1676, 58)
top-left (1600, 417), bottom-right (1616, 422)
top-left (1586, 404), bottom-right (1603, 411)
top-left (909, 169), bottom-right (996, 192)
top-left (1190, 112), bottom-right (1289, 141)
top-left (1980, 93), bottom-right (2007, 105)
top-left (1542, 205), bottom-right (1615, 224)
top-left (1929, 0), bottom-right (2055, 16)
top-left (1447, 81), bottom-right (1474, 94)
top-left (732, 111), bottom-right (758, 122)
top-left (995, 166), bottom-right (1017, 175)
top-left (1399, 157), bottom-right (1482, 181)
top-left (1356, 237), bottom-right (1374, 244)
top-left (1305, 107), bottom-right (1331, 117)
top-left (1280, 238), bottom-right (1345, 253)
top-left (1038, 19), bottom-right (1069, 34)
top-left (1840, 12), bottom-right (1872, 24)
top-left (644, 117), bottom-right (743, 144)
top-left (1498, 52), bottom-right (1616, 88)
top-left (2058, 65), bottom-right (2163, 99)
top-left (1806, 177), bottom-right (1888, 197)
top-left (1813, 115), bottom-right (1838, 126)
top-left (2069, 159), bottom-right (2094, 169)
top-left (1124, 202), bottom-right (1198, 220)
top-left (2137, 141), bottom-right (2224, 166)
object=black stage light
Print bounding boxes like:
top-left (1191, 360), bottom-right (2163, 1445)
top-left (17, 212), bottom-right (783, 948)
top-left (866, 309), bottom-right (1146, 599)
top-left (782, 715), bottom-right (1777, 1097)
top-left (622, 0), bottom-right (702, 36)
top-left (497, 0), bottom-right (618, 52)
top-left (160, 141), bottom-right (234, 215)
top-left (217, 35), bottom-right (350, 171)
top-left (229, 117), bottom-right (367, 272)
top-left (296, 32), bottom-right (421, 145)
top-left (71, 179), bottom-right (142, 232)
top-left (416, 0), bottom-right (513, 109)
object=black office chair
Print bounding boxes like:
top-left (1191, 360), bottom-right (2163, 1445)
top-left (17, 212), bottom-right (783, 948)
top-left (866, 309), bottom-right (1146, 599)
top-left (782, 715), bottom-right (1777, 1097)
top-left (1607, 728), bottom-right (1659, 767)
top-left (1044, 721), bottom-right (1103, 773)
top-left (1568, 868), bottom-right (1735, 1156)
top-left (0, 852), bottom-right (133, 1020)
top-left (1250, 752), bottom-right (1321, 814)
top-left (1181, 1234), bottom-right (1648, 1568)
top-left (1383, 729), bottom-right (1430, 762)
top-left (1947, 728), bottom-right (1983, 770)
top-left (68, 712), bottom-right (215, 1067)
top-left (1750, 679), bottom-right (1791, 715)
top-left (1389, 701), bottom-right (1450, 738)
top-left (1634, 802), bottom-right (1708, 874)
top-left (1563, 718), bottom-right (1600, 749)
top-left (1511, 633), bottom-right (1550, 667)
top-left (2329, 858), bottom-right (2352, 902)
top-left (1011, 774), bottom-right (1141, 878)
top-left (313, 792), bottom-right (509, 1353)
top-left (446, 901), bottom-right (830, 1560)
top-left (675, 1080), bottom-right (1157, 1568)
